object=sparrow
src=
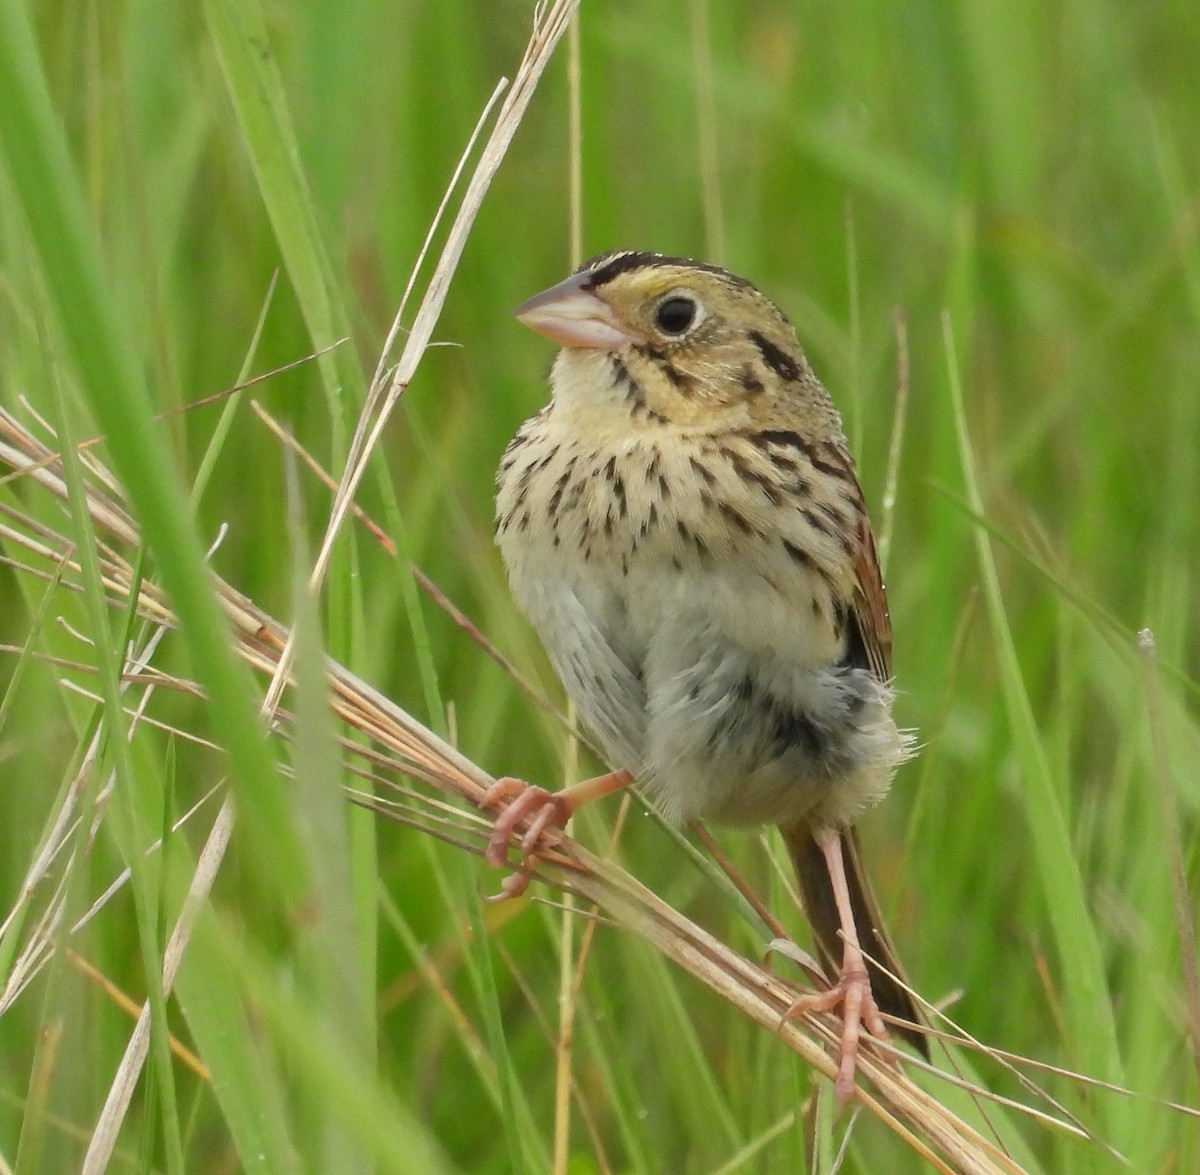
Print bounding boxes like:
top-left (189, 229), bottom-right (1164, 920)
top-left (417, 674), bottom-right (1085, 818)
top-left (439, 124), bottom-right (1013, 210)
top-left (485, 250), bottom-right (926, 1103)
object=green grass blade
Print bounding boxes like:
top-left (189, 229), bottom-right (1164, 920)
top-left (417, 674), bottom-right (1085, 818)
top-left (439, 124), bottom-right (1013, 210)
top-left (943, 313), bottom-right (1126, 1121)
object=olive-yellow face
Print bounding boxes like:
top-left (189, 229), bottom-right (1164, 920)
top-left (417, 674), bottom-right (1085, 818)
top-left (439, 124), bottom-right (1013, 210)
top-left (519, 253), bottom-right (785, 351)
top-left (516, 251), bottom-right (826, 426)
top-left (583, 265), bottom-right (741, 351)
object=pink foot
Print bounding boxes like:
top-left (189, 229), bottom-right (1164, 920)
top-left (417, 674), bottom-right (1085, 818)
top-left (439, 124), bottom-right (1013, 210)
top-left (480, 777), bottom-right (572, 900)
top-left (782, 949), bottom-right (889, 1107)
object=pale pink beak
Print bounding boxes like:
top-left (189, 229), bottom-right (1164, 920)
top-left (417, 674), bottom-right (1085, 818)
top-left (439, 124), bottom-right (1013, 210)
top-left (514, 271), bottom-right (642, 350)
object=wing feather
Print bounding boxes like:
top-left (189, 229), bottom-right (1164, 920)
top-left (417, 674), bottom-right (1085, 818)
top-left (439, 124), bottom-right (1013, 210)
top-left (827, 439), bottom-right (893, 682)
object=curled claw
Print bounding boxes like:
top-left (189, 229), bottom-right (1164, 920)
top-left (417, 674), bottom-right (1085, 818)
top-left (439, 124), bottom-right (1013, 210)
top-left (480, 770), bottom-right (634, 902)
top-left (780, 949), bottom-right (891, 1108)
top-left (481, 777), bottom-right (572, 900)
top-left (775, 829), bottom-right (907, 1108)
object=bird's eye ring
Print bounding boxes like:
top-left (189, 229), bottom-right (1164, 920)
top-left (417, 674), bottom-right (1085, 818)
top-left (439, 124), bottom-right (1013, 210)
top-left (655, 295), bottom-right (698, 336)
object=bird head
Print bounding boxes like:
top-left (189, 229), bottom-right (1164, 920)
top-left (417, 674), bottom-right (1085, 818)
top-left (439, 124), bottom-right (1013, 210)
top-left (515, 251), bottom-right (835, 435)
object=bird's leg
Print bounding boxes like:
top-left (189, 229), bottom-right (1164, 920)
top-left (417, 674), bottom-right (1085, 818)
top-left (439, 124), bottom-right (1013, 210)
top-left (783, 829), bottom-right (888, 1107)
top-left (481, 770), bottom-right (633, 900)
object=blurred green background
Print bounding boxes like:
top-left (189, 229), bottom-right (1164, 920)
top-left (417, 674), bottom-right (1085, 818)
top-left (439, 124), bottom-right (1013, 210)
top-left (1, 0), bottom-right (1198, 1171)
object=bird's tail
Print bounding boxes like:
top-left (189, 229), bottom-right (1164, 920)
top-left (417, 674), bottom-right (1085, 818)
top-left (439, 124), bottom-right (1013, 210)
top-left (781, 822), bottom-right (928, 1057)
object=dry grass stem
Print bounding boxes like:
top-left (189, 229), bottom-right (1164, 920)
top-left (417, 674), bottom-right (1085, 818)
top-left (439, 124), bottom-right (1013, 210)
top-left (1, 395), bottom-right (1085, 1171)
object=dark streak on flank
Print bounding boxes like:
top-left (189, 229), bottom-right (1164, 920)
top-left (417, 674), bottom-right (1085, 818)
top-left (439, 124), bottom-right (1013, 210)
top-left (748, 331), bottom-right (802, 382)
top-left (562, 479), bottom-right (586, 513)
top-left (718, 501), bottom-right (754, 534)
top-left (613, 472), bottom-right (628, 518)
top-left (801, 506), bottom-right (836, 539)
top-left (781, 538), bottom-right (814, 567)
top-left (762, 448), bottom-right (798, 473)
top-left (804, 504), bottom-right (854, 556)
top-left (749, 428), bottom-right (808, 456)
top-left (676, 518), bottom-right (709, 559)
top-left (507, 481), bottom-right (529, 514)
top-left (546, 459), bottom-right (576, 517)
top-left (740, 433), bottom-right (820, 496)
top-left (724, 448), bottom-right (782, 505)
top-left (689, 457), bottom-right (716, 487)
top-left (517, 446), bottom-right (556, 489)
top-left (808, 442), bottom-right (856, 484)
top-left (815, 499), bottom-right (852, 531)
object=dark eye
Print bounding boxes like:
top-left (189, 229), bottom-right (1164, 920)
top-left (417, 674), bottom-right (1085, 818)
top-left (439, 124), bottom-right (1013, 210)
top-left (655, 296), bottom-right (698, 336)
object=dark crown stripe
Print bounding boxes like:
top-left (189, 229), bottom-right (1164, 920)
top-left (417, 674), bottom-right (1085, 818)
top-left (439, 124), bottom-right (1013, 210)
top-left (579, 250), bottom-right (754, 292)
